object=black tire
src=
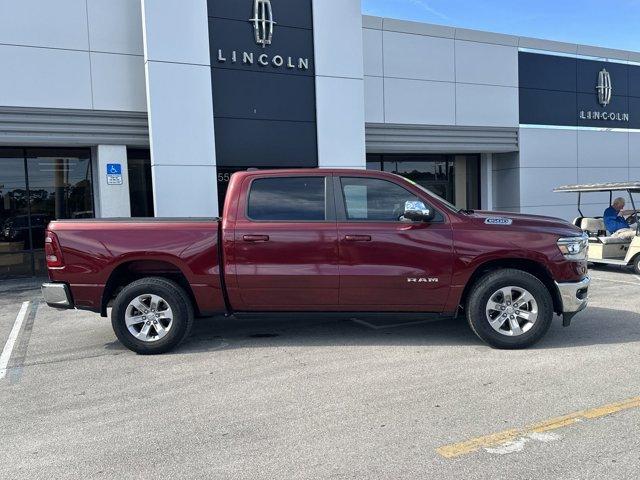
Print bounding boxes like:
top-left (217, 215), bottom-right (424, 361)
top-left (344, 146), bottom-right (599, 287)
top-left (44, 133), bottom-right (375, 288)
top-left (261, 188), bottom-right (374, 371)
top-left (633, 255), bottom-right (640, 275)
top-left (111, 277), bottom-right (194, 354)
top-left (466, 269), bottom-right (553, 349)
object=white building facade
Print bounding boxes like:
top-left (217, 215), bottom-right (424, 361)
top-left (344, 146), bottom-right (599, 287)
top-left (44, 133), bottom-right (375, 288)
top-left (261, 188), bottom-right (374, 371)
top-left (0, 0), bottom-right (639, 276)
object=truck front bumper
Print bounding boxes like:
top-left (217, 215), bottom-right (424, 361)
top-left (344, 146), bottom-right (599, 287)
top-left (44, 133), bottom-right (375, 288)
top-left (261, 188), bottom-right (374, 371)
top-left (555, 276), bottom-right (590, 325)
top-left (42, 282), bottom-right (74, 309)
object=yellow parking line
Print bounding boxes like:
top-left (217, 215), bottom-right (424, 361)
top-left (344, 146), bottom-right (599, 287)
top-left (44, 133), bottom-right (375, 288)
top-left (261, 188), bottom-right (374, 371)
top-left (437, 395), bottom-right (640, 459)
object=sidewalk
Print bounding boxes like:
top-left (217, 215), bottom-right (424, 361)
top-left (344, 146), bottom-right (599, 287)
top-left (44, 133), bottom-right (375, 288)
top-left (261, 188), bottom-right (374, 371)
top-left (0, 276), bottom-right (46, 294)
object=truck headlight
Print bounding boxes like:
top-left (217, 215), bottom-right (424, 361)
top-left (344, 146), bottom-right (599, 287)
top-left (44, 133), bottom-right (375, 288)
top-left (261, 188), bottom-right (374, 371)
top-left (557, 234), bottom-right (589, 261)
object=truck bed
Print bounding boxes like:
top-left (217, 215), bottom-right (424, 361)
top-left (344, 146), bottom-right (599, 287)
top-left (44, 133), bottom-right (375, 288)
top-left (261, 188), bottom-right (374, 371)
top-left (46, 218), bottom-right (225, 316)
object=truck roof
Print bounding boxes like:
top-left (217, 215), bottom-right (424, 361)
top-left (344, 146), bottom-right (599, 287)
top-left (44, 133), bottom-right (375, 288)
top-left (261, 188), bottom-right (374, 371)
top-left (233, 168), bottom-right (374, 176)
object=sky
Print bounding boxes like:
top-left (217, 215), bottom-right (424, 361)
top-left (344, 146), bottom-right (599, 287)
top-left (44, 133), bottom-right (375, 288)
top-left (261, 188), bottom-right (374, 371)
top-left (362, 0), bottom-right (640, 52)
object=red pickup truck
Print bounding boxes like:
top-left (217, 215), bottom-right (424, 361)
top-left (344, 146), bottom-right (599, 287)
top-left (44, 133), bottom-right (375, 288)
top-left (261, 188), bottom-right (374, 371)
top-left (42, 169), bottom-right (590, 354)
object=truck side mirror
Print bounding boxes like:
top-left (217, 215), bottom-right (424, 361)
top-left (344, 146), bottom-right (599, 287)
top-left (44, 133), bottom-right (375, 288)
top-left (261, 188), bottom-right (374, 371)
top-left (403, 201), bottom-right (435, 222)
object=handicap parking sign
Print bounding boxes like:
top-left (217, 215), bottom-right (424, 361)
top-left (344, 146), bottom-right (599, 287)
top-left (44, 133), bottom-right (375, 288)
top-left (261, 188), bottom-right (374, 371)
top-left (106, 163), bottom-right (123, 185)
top-left (107, 164), bottom-right (122, 175)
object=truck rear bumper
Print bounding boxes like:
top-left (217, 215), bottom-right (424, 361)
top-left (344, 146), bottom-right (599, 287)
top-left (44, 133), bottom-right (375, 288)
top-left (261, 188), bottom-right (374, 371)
top-left (555, 276), bottom-right (589, 322)
top-left (42, 282), bottom-right (74, 309)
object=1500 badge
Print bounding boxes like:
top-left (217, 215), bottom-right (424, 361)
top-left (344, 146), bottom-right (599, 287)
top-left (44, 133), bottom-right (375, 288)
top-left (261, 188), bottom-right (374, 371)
top-left (485, 217), bottom-right (513, 226)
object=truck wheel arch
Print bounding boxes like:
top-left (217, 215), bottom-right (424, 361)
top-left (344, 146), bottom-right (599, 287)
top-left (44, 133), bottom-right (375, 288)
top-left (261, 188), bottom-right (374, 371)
top-left (459, 258), bottom-right (562, 315)
top-left (101, 259), bottom-right (198, 317)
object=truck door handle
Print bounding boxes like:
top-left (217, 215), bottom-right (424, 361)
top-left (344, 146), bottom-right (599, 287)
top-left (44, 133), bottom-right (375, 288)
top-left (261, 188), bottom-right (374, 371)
top-left (344, 235), bottom-right (371, 242)
top-left (243, 235), bottom-right (270, 242)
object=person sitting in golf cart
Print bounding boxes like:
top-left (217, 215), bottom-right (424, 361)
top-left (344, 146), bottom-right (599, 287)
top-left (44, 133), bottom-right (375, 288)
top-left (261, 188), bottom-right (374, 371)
top-left (603, 197), bottom-right (638, 239)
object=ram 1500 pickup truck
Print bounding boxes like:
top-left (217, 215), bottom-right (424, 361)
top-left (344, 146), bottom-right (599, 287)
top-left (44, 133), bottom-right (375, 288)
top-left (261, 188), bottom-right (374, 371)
top-left (42, 169), bottom-right (590, 354)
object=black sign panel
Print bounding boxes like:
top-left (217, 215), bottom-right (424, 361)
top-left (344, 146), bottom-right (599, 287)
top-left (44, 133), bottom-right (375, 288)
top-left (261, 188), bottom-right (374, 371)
top-left (208, 0), bottom-right (317, 177)
top-left (208, 0), bottom-right (312, 28)
top-left (519, 52), bottom-right (640, 128)
top-left (209, 18), bottom-right (314, 77)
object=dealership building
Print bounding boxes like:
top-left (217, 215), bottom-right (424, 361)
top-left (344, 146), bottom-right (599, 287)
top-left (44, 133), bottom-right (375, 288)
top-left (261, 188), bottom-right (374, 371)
top-left (1, 0), bottom-right (640, 277)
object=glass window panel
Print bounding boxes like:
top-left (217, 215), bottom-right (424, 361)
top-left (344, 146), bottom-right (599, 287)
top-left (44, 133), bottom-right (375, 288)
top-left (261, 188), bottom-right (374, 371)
top-left (378, 155), bottom-right (457, 205)
top-left (382, 160), bottom-right (397, 173)
top-left (343, 184), bottom-right (369, 219)
top-left (26, 149), bottom-right (93, 249)
top-left (248, 177), bottom-right (326, 221)
top-left (128, 149), bottom-right (154, 217)
top-left (394, 161), bottom-right (437, 181)
top-left (0, 153), bottom-right (30, 253)
top-left (341, 177), bottom-right (425, 222)
top-left (366, 154), bottom-right (382, 171)
top-left (366, 161), bottom-right (381, 171)
top-left (465, 155), bottom-right (481, 210)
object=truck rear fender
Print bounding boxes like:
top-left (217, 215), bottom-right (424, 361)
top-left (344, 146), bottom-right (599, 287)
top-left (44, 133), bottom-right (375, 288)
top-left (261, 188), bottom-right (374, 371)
top-left (100, 259), bottom-right (198, 317)
top-left (455, 258), bottom-right (562, 315)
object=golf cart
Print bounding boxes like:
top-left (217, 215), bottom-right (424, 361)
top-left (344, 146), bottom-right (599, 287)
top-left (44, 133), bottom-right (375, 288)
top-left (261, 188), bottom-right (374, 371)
top-left (554, 182), bottom-right (640, 273)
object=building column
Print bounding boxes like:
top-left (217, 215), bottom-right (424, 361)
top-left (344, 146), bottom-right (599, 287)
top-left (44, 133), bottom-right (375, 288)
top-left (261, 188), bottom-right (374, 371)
top-left (94, 145), bottom-right (131, 218)
top-left (313, 0), bottom-right (366, 169)
top-left (140, 0), bottom-right (218, 217)
top-left (454, 155), bottom-right (468, 209)
top-left (481, 153), bottom-right (494, 211)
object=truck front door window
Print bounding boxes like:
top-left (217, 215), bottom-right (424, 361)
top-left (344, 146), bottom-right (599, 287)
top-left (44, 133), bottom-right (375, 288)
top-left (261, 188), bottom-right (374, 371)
top-left (340, 177), bottom-right (427, 222)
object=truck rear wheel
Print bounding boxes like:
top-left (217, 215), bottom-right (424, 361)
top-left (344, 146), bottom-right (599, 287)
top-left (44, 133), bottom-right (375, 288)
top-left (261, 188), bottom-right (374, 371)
top-left (466, 269), bottom-right (553, 349)
top-left (111, 277), bottom-right (194, 354)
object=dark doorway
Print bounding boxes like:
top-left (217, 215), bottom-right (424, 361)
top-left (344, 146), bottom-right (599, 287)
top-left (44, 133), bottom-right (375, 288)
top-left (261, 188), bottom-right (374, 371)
top-left (127, 149), bottom-right (154, 218)
top-left (366, 154), bottom-right (481, 210)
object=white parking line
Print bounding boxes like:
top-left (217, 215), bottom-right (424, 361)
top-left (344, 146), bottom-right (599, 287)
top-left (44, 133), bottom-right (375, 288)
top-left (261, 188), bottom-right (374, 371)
top-left (0, 301), bottom-right (30, 380)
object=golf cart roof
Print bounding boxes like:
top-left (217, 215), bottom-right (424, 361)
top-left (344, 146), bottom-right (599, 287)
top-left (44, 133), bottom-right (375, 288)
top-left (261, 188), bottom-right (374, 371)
top-left (554, 182), bottom-right (640, 193)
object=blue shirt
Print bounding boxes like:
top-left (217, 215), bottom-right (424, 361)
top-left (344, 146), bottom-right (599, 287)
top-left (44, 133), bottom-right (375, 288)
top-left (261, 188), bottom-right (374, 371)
top-left (603, 206), bottom-right (629, 233)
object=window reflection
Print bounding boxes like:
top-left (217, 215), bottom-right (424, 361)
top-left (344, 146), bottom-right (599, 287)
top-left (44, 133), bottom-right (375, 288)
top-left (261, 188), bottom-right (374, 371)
top-left (0, 148), bottom-right (94, 277)
top-left (0, 153), bottom-right (30, 276)
top-left (366, 154), bottom-right (480, 209)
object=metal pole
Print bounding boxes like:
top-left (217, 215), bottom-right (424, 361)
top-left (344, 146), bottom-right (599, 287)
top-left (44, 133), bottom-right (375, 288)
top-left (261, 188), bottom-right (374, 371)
top-left (578, 192), bottom-right (583, 217)
top-left (629, 189), bottom-right (639, 235)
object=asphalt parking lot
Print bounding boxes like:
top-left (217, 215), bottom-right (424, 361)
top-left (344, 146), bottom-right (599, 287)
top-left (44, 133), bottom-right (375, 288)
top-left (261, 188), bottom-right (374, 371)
top-left (2, 268), bottom-right (640, 479)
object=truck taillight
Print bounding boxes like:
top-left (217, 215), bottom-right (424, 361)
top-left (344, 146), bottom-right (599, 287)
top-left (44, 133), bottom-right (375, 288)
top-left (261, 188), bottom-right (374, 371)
top-left (44, 231), bottom-right (64, 268)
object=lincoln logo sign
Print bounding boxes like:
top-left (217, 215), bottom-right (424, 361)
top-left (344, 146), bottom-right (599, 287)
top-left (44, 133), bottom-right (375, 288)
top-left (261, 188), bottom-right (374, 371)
top-left (597, 68), bottom-right (612, 107)
top-left (579, 68), bottom-right (629, 122)
top-left (250, 0), bottom-right (275, 47)
top-left (216, 0), bottom-right (311, 71)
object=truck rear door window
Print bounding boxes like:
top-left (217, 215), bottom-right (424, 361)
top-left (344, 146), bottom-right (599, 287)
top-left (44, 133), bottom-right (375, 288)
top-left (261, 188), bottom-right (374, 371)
top-left (248, 177), bottom-right (326, 221)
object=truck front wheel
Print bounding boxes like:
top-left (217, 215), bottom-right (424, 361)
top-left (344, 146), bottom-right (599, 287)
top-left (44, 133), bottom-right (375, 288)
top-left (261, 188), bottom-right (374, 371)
top-left (111, 277), bottom-right (194, 354)
top-left (466, 269), bottom-right (553, 349)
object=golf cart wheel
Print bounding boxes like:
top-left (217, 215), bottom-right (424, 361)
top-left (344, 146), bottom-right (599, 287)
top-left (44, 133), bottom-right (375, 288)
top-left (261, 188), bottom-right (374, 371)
top-left (633, 255), bottom-right (640, 275)
top-left (466, 269), bottom-right (553, 349)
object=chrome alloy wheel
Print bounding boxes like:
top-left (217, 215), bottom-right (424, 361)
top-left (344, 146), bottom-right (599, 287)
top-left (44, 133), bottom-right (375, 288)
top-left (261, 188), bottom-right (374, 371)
top-left (125, 294), bottom-right (173, 342)
top-left (485, 286), bottom-right (538, 337)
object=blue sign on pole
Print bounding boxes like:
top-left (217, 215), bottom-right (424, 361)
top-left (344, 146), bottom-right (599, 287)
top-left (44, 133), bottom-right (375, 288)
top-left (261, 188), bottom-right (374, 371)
top-left (107, 163), bottom-right (122, 175)
top-left (106, 163), bottom-right (123, 185)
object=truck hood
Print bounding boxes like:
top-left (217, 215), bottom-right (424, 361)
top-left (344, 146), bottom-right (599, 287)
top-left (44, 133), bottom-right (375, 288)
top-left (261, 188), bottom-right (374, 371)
top-left (463, 210), bottom-right (583, 237)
